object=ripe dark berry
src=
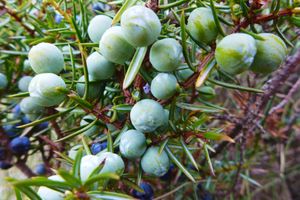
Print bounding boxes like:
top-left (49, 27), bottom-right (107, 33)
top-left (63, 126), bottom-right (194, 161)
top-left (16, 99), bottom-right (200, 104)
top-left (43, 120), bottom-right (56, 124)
top-left (160, 164), bottom-right (175, 181)
top-left (36, 122), bottom-right (49, 131)
top-left (55, 13), bottom-right (63, 24)
top-left (91, 142), bottom-right (107, 155)
top-left (132, 182), bottom-right (154, 200)
top-left (35, 163), bottom-right (46, 175)
top-left (12, 104), bottom-right (21, 118)
top-left (21, 116), bottom-right (31, 124)
top-left (0, 161), bottom-right (12, 170)
top-left (3, 124), bottom-right (19, 138)
top-left (92, 2), bottom-right (110, 13)
top-left (0, 147), bottom-right (6, 160)
top-left (9, 136), bottom-right (31, 155)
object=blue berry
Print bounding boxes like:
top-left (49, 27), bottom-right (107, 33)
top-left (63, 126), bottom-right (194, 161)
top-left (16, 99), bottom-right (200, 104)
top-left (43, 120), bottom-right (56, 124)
top-left (197, 183), bottom-right (214, 200)
top-left (0, 161), bottom-right (12, 170)
top-left (3, 124), bottom-right (19, 138)
top-left (21, 116), bottom-right (31, 124)
top-left (35, 163), bottom-right (46, 175)
top-left (9, 136), bottom-right (31, 155)
top-left (92, 2), bottom-right (110, 13)
top-left (0, 147), bottom-right (5, 160)
top-left (132, 182), bottom-right (154, 200)
top-left (90, 142), bottom-right (107, 155)
top-left (36, 122), bottom-right (49, 131)
top-left (143, 83), bottom-right (151, 94)
top-left (160, 164), bottom-right (175, 181)
top-left (55, 13), bottom-right (63, 24)
top-left (12, 104), bottom-right (21, 118)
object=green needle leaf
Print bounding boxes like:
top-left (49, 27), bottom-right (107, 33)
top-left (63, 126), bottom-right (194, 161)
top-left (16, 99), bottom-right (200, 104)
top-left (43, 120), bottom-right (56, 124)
top-left (180, 137), bottom-right (199, 171)
top-left (123, 47), bottom-right (147, 89)
top-left (165, 146), bottom-right (196, 182)
top-left (112, 0), bottom-right (138, 25)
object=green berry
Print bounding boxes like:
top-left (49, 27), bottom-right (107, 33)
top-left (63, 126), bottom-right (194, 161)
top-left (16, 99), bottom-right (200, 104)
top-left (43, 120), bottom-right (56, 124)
top-left (80, 153), bottom-right (124, 182)
top-left (250, 33), bottom-right (287, 74)
top-left (187, 7), bottom-right (218, 44)
top-left (23, 59), bottom-right (32, 72)
top-left (88, 15), bottom-right (112, 43)
top-left (215, 33), bottom-right (257, 75)
top-left (141, 146), bottom-right (170, 176)
top-left (87, 52), bottom-right (115, 80)
top-left (119, 129), bottom-right (147, 159)
top-left (196, 86), bottom-right (216, 100)
top-left (68, 145), bottom-right (85, 160)
top-left (130, 99), bottom-right (165, 132)
top-left (150, 38), bottom-right (182, 72)
top-left (121, 5), bottom-right (161, 47)
top-left (28, 73), bottom-right (66, 107)
top-left (97, 152), bottom-right (124, 175)
top-left (175, 64), bottom-right (194, 83)
top-left (28, 43), bottom-right (64, 74)
top-left (80, 115), bottom-right (98, 136)
top-left (0, 73), bottom-right (7, 89)
top-left (76, 75), bottom-right (103, 100)
top-left (37, 175), bottom-right (64, 200)
top-left (99, 26), bottom-right (135, 64)
top-left (20, 97), bottom-right (45, 115)
top-left (151, 73), bottom-right (178, 100)
top-left (18, 76), bottom-right (33, 92)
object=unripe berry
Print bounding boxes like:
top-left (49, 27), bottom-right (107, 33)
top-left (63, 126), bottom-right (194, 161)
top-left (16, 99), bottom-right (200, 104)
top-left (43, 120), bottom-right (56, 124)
top-left (141, 146), bottom-right (170, 176)
top-left (119, 129), bottom-right (147, 159)
top-left (187, 7), bottom-right (218, 44)
top-left (132, 182), bottom-right (154, 200)
top-left (28, 43), bottom-right (64, 74)
top-left (80, 153), bottom-right (124, 182)
top-left (76, 75), bottom-right (103, 100)
top-left (197, 86), bottom-right (216, 100)
top-left (121, 5), bottom-right (161, 47)
top-left (23, 59), bottom-right (32, 72)
top-left (87, 52), bottom-right (115, 80)
top-left (250, 33), bottom-right (287, 74)
top-left (87, 15), bottom-right (112, 43)
top-left (37, 175), bottom-right (64, 200)
top-left (18, 76), bottom-right (33, 92)
top-left (99, 26), bottom-right (135, 64)
top-left (28, 73), bottom-right (67, 107)
top-left (0, 73), bottom-right (7, 89)
top-left (80, 115), bottom-right (98, 136)
top-left (20, 97), bottom-right (45, 115)
top-left (175, 64), bottom-right (194, 83)
top-left (130, 99), bottom-right (165, 132)
top-left (215, 33), bottom-right (257, 75)
top-left (97, 152), bottom-right (125, 175)
top-left (150, 38), bottom-right (182, 72)
top-left (9, 136), bottom-right (30, 155)
top-left (151, 73), bottom-right (178, 100)
top-left (68, 145), bottom-right (84, 160)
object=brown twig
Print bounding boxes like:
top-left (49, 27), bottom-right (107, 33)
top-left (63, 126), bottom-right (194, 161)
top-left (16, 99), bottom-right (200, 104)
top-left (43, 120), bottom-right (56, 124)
top-left (0, 1), bottom-right (35, 35)
top-left (15, 160), bottom-right (36, 178)
top-left (145, 0), bottom-right (159, 12)
top-left (268, 78), bottom-right (300, 115)
top-left (210, 48), bottom-right (300, 159)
